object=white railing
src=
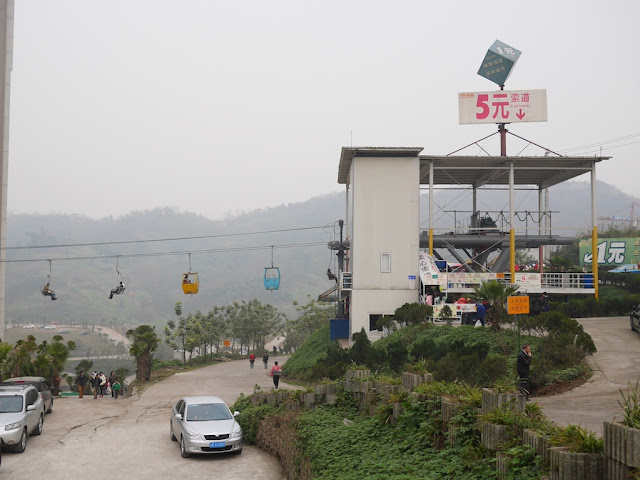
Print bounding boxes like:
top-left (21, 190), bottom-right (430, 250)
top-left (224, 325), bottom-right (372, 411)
top-left (445, 272), bottom-right (595, 291)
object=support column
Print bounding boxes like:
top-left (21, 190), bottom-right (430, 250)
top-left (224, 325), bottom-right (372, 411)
top-left (591, 164), bottom-right (599, 300)
top-left (509, 161), bottom-right (515, 281)
top-left (429, 160), bottom-right (434, 255)
top-left (0, 1), bottom-right (15, 335)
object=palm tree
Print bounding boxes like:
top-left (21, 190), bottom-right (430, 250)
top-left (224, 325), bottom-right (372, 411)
top-left (126, 325), bottom-right (159, 382)
top-left (47, 335), bottom-right (76, 395)
top-left (473, 280), bottom-right (520, 331)
top-left (2, 335), bottom-right (38, 379)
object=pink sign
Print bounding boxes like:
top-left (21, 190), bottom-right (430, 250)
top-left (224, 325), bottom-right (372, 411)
top-left (458, 89), bottom-right (547, 124)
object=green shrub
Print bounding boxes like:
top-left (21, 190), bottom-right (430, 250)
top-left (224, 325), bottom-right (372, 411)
top-left (230, 393), bottom-right (284, 444)
top-left (618, 379), bottom-right (640, 429)
top-left (549, 424), bottom-right (603, 453)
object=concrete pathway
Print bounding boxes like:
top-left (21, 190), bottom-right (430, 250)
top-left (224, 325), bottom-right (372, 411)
top-left (535, 316), bottom-right (640, 436)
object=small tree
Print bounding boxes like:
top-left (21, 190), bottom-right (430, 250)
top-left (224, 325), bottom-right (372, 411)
top-left (47, 335), bottom-right (77, 395)
top-left (438, 304), bottom-right (454, 323)
top-left (473, 280), bottom-right (519, 331)
top-left (394, 303), bottom-right (433, 326)
top-left (126, 325), bottom-right (159, 382)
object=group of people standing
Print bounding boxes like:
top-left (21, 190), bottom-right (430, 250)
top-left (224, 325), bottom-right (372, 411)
top-left (76, 371), bottom-right (122, 399)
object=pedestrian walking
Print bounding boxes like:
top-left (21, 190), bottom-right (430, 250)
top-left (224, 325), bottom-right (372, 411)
top-left (273, 345), bottom-right (277, 357)
top-left (249, 352), bottom-right (256, 369)
top-left (109, 371), bottom-right (117, 398)
top-left (99, 372), bottom-right (107, 397)
top-left (517, 345), bottom-right (532, 400)
top-left (91, 373), bottom-right (101, 399)
top-left (263, 352), bottom-right (269, 369)
top-left (270, 361), bottom-right (282, 389)
top-left (77, 371), bottom-right (88, 399)
top-left (112, 380), bottom-right (121, 399)
top-left (474, 301), bottom-right (486, 327)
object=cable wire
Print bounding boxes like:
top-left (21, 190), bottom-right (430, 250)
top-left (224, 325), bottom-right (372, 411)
top-left (1, 224), bottom-right (331, 251)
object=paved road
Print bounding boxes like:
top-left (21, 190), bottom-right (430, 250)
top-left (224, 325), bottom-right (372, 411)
top-left (1, 357), bottom-right (290, 479)
top-left (536, 316), bottom-right (640, 435)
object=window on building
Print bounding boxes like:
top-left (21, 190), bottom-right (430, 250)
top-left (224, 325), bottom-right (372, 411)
top-left (380, 252), bottom-right (391, 273)
top-left (369, 314), bottom-right (381, 331)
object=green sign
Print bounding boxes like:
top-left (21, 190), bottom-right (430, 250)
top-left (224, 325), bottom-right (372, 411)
top-left (579, 237), bottom-right (640, 265)
top-left (477, 40), bottom-right (521, 87)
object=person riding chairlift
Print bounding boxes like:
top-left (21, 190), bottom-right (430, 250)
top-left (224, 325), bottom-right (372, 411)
top-left (326, 269), bottom-right (338, 282)
top-left (41, 283), bottom-right (57, 301)
top-left (109, 281), bottom-right (125, 299)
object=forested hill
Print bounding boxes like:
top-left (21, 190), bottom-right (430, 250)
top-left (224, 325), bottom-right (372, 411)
top-left (6, 193), bottom-right (345, 330)
top-left (5, 179), bottom-right (637, 330)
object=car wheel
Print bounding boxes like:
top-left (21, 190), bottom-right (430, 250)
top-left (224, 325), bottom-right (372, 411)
top-left (47, 399), bottom-right (53, 414)
top-left (170, 422), bottom-right (176, 441)
top-left (13, 428), bottom-right (27, 453)
top-left (180, 436), bottom-right (190, 458)
top-left (33, 414), bottom-right (44, 436)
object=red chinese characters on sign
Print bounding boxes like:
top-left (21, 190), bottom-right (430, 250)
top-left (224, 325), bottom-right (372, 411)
top-left (476, 92), bottom-right (530, 121)
top-left (458, 89), bottom-right (547, 125)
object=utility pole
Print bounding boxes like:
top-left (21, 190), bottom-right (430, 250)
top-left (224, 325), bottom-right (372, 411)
top-left (328, 220), bottom-right (350, 319)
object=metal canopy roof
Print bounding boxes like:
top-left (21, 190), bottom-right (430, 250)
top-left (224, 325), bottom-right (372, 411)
top-left (419, 154), bottom-right (611, 190)
top-left (338, 147), bottom-right (611, 190)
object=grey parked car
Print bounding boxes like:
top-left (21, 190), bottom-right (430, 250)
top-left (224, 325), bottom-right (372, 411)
top-left (0, 384), bottom-right (45, 452)
top-left (170, 396), bottom-right (243, 457)
top-left (2, 377), bottom-right (54, 414)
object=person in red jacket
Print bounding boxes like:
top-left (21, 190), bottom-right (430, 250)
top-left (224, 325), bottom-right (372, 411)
top-left (249, 352), bottom-right (256, 369)
top-left (270, 361), bottom-right (282, 388)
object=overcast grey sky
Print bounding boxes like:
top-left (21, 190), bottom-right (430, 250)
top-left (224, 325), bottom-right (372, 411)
top-left (7, 1), bottom-right (640, 220)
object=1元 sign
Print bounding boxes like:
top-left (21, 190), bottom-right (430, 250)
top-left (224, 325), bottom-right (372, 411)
top-left (507, 296), bottom-right (530, 315)
top-left (458, 89), bottom-right (547, 125)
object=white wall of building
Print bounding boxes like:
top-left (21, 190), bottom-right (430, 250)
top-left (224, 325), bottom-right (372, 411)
top-left (348, 154), bottom-right (419, 339)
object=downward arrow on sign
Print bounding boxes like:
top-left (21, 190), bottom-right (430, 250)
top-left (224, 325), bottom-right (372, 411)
top-left (516, 109), bottom-right (525, 120)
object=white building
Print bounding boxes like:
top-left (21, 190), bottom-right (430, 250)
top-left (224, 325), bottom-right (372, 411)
top-left (338, 147), bottom-right (423, 343)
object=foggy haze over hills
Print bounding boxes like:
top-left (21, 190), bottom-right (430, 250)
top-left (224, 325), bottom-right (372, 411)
top-left (5, 180), bottom-right (636, 329)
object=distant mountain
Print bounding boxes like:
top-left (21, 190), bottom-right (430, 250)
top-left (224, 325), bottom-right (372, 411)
top-left (6, 181), bottom-right (635, 329)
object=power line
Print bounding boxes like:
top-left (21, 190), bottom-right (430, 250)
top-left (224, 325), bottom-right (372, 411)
top-left (1, 224), bottom-right (332, 251)
top-left (559, 140), bottom-right (640, 156)
top-left (558, 133), bottom-right (640, 154)
top-left (2, 241), bottom-right (328, 264)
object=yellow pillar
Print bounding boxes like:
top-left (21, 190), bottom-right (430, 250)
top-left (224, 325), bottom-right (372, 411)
top-left (510, 228), bottom-right (515, 280)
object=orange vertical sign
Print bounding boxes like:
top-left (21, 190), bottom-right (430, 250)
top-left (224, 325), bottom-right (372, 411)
top-left (507, 296), bottom-right (530, 315)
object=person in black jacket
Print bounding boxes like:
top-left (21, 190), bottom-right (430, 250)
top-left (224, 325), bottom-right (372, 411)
top-left (77, 371), bottom-right (88, 399)
top-left (91, 373), bottom-right (102, 399)
top-left (517, 345), bottom-right (532, 400)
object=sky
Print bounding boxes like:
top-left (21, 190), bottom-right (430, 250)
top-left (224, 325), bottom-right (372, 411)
top-left (7, 0), bottom-right (640, 221)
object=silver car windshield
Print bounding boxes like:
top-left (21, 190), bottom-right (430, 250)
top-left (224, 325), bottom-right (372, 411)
top-left (186, 403), bottom-right (232, 421)
top-left (0, 396), bottom-right (23, 413)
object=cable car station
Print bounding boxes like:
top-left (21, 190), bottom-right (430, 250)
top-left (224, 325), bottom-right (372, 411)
top-left (329, 146), bottom-right (610, 344)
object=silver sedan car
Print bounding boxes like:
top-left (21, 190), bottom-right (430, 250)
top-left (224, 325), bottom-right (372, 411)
top-left (169, 396), bottom-right (243, 457)
top-left (0, 384), bottom-right (45, 453)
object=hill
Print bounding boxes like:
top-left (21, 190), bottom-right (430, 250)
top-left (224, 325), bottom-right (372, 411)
top-left (5, 180), bottom-right (637, 330)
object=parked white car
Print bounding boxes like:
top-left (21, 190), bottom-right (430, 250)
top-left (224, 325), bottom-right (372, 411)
top-left (43, 325), bottom-right (56, 330)
top-left (170, 396), bottom-right (243, 457)
top-left (22, 324), bottom-right (35, 329)
top-left (0, 384), bottom-right (45, 452)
